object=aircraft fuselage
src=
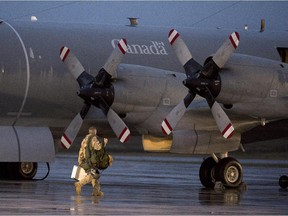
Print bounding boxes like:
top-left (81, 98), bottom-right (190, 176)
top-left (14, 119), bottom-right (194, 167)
top-left (0, 20), bottom-right (287, 137)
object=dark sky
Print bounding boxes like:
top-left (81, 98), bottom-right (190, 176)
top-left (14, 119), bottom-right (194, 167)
top-left (0, 1), bottom-right (288, 32)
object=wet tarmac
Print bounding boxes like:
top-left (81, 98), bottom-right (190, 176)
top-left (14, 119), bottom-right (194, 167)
top-left (0, 152), bottom-right (287, 215)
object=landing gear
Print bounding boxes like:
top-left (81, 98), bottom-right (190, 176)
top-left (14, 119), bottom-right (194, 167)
top-left (199, 156), bottom-right (244, 188)
top-left (0, 162), bottom-right (38, 180)
top-left (199, 157), bottom-right (217, 188)
top-left (279, 175), bottom-right (288, 189)
top-left (215, 157), bottom-right (243, 188)
top-left (15, 162), bottom-right (38, 180)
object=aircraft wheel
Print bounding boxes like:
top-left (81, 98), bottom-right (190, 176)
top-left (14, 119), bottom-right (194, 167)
top-left (279, 175), bottom-right (288, 189)
top-left (0, 163), bottom-right (11, 178)
top-left (13, 162), bottom-right (38, 180)
top-left (199, 157), bottom-right (217, 188)
top-left (215, 157), bottom-right (243, 188)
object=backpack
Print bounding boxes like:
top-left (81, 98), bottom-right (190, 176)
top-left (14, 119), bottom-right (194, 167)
top-left (78, 134), bottom-right (93, 165)
top-left (89, 138), bottom-right (110, 170)
top-left (96, 147), bottom-right (110, 170)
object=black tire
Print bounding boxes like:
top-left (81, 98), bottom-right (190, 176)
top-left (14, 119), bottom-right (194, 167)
top-left (215, 157), bottom-right (243, 188)
top-left (199, 157), bottom-right (217, 188)
top-left (279, 175), bottom-right (288, 189)
top-left (14, 162), bottom-right (38, 180)
top-left (0, 163), bottom-right (11, 178)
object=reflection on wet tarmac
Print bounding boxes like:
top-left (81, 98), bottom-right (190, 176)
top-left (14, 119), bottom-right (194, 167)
top-left (198, 188), bottom-right (245, 205)
top-left (0, 152), bottom-right (287, 214)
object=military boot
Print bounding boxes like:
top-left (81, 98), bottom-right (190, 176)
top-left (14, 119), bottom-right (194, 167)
top-left (74, 182), bottom-right (82, 195)
top-left (91, 179), bottom-right (104, 196)
top-left (75, 174), bottom-right (92, 195)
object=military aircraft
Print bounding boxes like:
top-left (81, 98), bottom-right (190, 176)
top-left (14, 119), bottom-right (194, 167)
top-left (0, 18), bottom-right (287, 189)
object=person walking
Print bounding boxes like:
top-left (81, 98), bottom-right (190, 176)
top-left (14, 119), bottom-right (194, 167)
top-left (74, 126), bottom-right (112, 196)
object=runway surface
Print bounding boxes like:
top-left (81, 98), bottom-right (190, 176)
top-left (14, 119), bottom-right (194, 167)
top-left (0, 152), bottom-right (287, 215)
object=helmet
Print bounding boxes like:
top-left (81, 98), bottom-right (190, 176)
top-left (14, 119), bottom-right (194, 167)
top-left (89, 126), bottom-right (97, 135)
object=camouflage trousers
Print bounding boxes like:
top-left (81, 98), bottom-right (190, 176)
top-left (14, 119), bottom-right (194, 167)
top-left (75, 172), bottom-right (103, 196)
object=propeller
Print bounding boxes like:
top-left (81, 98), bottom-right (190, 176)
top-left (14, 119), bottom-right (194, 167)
top-left (60, 39), bottom-right (130, 149)
top-left (162, 29), bottom-right (239, 138)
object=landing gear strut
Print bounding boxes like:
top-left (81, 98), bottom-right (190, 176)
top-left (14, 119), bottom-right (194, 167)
top-left (199, 156), bottom-right (244, 188)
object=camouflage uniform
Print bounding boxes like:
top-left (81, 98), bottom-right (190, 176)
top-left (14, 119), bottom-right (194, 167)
top-left (75, 127), bottom-right (112, 196)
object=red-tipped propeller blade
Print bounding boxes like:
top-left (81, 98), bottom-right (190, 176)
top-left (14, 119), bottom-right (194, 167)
top-left (60, 39), bottom-right (130, 148)
top-left (161, 92), bottom-right (195, 135)
top-left (163, 29), bottom-right (238, 138)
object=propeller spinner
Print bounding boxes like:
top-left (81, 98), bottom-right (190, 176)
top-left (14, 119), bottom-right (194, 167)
top-left (162, 29), bottom-right (239, 138)
top-left (60, 39), bottom-right (130, 149)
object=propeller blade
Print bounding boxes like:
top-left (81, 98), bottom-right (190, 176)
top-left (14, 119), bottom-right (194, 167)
top-left (60, 46), bottom-right (94, 87)
top-left (204, 88), bottom-right (234, 139)
top-left (96, 96), bottom-right (130, 143)
top-left (162, 92), bottom-right (195, 135)
top-left (60, 40), bottom-right (130, 146)
top-left (166, 29), bottom-right (236, 138)
top-left (60, 46), bottom-right (85, 80)
top-left (213, 32), bottom-right (240, 69)
top-left (201, 32), bottom-right (240, 78)
top-left (107, 108), bottom-right (130, 143)
top-left (94, 39), bottom-right (127, 87)
top-left (61, 113), bottom-right (83, 149)
top-left (168, 29), bottom-right (202, 77)
top-left (61, 104), bottom-right (91, 149)
top-left (168, 29), bottom-right (192, 67)
top-left (211, 101), bottom-right (234, 139)
top-left (102, 38), bottom-right (128, 79)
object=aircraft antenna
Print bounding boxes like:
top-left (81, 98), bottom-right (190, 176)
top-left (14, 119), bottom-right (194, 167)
top-left (260, 19), bottom-right (265, 32)
top-left (127, 17), bottom-right (139, 27)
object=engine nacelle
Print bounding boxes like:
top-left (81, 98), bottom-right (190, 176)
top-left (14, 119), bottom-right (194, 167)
top-left (0, 126), bottom-right (55, 162)
top-left (113, 63), bottom-right (187, 134)
top-left (113, 64), bottom-right (170, 114)
top-left (216, 54), bottom-right (288, 118)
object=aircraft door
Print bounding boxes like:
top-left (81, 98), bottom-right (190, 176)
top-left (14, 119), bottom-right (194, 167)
top-left (0, 21), bottom-right (29, 125)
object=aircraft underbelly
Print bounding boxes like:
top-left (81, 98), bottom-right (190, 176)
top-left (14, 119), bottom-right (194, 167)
top-left (170, 129), bottom-right (240, 154)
